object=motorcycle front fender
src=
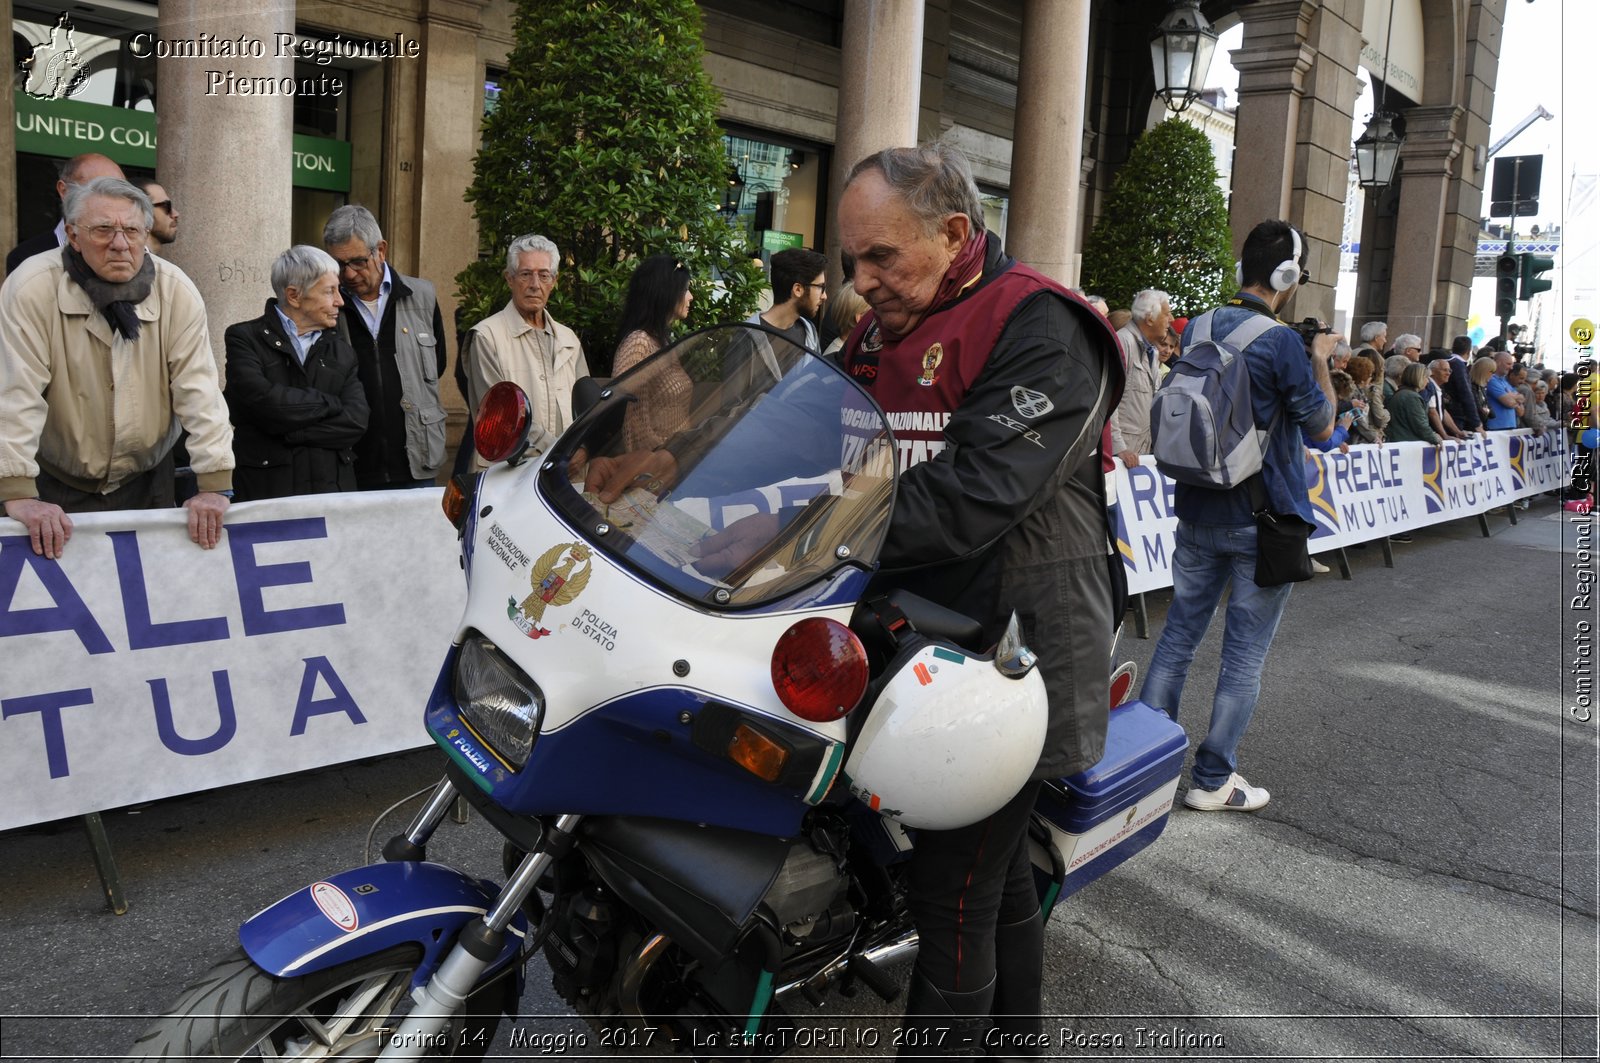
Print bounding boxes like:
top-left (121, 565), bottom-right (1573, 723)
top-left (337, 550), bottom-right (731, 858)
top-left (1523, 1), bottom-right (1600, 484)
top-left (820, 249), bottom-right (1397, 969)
top-left (239, 861), bottom-right (527, 988)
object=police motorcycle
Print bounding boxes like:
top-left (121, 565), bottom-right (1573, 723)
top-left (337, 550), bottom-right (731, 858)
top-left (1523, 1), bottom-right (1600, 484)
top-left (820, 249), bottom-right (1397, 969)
top-left (131, 324), bottom-right (1182, 1060)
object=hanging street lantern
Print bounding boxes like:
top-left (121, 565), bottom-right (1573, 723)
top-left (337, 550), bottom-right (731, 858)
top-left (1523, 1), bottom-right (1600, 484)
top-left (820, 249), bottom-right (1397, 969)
top-left (1354, 110), bottom-right (1404, 189)
top-left (1150, 1), bottom-right (1219, 114)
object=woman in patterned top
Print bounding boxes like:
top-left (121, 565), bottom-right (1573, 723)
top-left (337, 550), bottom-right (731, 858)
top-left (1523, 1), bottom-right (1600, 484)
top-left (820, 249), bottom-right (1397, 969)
top-left (612, 255), bottom-right (694, 450)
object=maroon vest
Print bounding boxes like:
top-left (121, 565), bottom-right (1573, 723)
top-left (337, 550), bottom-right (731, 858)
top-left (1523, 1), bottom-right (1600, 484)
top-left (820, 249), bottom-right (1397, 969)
top-left (844, 261), bottom-right (1122, 472)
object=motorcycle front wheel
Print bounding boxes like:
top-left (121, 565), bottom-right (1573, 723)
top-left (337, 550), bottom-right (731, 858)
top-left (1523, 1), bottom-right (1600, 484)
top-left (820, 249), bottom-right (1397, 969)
top-left (128, 944), bottom-right (508, 1060)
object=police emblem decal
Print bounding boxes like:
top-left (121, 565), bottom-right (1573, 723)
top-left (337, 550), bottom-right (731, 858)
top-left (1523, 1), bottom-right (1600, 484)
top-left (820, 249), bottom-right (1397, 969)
top-left (509, 542), bottom-right (592, 639)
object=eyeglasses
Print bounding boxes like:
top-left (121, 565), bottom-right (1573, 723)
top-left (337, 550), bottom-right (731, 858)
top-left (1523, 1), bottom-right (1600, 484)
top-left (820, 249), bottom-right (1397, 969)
top-left (150, 199), bottom-right (175, 214)
top-left (806, 282), bottom-right (827, 292)
top-left (335, 255), bottom-right (373, 272)
top-left (513, 269), bottom-right (557, 286)
top-left (80, 224), bottom-right (147, 244)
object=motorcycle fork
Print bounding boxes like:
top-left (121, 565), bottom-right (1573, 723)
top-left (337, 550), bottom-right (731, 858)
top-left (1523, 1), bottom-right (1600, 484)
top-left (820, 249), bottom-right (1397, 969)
top-left (377, 813), bottom-right (584, 1060)
top-left (381, 776), bottom-right (460, 862)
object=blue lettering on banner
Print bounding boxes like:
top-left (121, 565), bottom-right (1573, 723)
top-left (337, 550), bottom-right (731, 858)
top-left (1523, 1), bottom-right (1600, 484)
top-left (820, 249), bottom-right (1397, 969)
top-left (228, 519), bottom-right (347, 636)
top-left (110, 531), bottom-right (229, 649)
top-left (1327, 447), bottom-right (1403, 493)
top-left (0, 537), bottom-right (115, 654)
top-left (1141, 536), bottom-right (1168, 571)
top-left (290, 656), bottom-right (366, 735)
top-left (2, 688), bottom-right (94, 778)
top-left (148, 672), bottom-right (237, 756)
top-left (1126, 466), bottom-right (1172, 524)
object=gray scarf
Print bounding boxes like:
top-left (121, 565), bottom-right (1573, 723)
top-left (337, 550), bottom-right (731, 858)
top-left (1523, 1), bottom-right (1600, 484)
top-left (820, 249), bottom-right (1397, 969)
top-left (63, 246), bottom-right (154, 341)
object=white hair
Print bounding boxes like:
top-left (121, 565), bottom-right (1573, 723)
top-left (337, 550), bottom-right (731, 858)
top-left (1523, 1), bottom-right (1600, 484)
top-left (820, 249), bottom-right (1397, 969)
top-left (64, 176), bottom-right (152, 230)
top-left (1391, 333), bottom-right (1422, 354)
top-left (505, 234), bottom-right (559, 276)
top-left (1130, 289), bottom-right (1171, 323)
top-left (1359, 321), bottom-right (1387, 344)
top-left (271, 245), bottom-right (341, 303)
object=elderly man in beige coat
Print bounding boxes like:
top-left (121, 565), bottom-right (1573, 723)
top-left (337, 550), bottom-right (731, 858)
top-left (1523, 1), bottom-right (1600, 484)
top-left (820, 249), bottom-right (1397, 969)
top-left (1111, 288), bottom-right (1173, 467)
top-left (0, 177), bottom-right (233, 559)
top-left (465, 234), bottom-right (589, 465)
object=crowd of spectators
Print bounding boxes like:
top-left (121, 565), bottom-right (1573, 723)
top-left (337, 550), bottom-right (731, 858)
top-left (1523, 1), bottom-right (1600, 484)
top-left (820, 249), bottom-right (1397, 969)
top-left (1, 153), bottom-right (1592, 562)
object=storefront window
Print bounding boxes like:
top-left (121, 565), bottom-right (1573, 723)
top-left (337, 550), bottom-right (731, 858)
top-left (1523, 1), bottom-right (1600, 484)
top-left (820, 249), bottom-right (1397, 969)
top-left (12, 10), bottom-right (370, 245)
top-left (484, 72), bottom-right (505, 117)
top-left (721, 132), bottom-right (825, 260)
top-left (979, 189), bottom-right (1009, 244)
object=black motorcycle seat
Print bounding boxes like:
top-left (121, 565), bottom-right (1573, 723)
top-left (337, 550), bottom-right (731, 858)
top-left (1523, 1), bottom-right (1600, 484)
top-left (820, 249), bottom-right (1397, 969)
top-left (852, 589), bottom-right (985, 656)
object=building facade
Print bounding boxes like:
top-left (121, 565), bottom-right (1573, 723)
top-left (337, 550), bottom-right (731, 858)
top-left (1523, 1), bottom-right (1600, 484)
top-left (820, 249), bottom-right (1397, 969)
top-left (4, 0), bottom-right (1505, 434)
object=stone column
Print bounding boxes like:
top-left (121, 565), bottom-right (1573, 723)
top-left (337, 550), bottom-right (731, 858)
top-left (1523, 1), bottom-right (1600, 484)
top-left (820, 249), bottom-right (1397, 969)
top-left (1228, 2), bottom-right (1315, 242)
top-left (1231, 0), bottom-right (1361, 325)
top-left (156, 0), bottom-right (294, 374)
top-left (826, 0), bottom-right (924, 280)
top-left (0, 0), bottom-right (15, 256)
top-left (412, 0), bottom-right (489, 417)
top-left (1008, 0), bottom-right (1090, 286)
top-left (1387, 105), bottom-right (1465, 348)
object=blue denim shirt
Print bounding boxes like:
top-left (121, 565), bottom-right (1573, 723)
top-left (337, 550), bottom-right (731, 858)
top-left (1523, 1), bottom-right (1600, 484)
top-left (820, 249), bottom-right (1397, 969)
top-left (1173, 294), bottom-right (1334, 526)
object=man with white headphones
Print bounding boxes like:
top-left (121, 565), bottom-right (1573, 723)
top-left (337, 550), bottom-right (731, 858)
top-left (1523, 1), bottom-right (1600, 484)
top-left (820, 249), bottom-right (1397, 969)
top-left (1138, 219), bottom-right (1339, 812)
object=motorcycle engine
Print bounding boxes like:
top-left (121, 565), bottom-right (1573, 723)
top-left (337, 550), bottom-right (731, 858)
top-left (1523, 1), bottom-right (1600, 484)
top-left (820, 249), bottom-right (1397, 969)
top-left (762, 840), bottom-right (851, 943)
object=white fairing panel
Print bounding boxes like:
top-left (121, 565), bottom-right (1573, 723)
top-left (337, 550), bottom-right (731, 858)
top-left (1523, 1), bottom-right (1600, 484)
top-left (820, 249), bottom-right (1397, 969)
top-left (461, 460), bottom-right (851, 748)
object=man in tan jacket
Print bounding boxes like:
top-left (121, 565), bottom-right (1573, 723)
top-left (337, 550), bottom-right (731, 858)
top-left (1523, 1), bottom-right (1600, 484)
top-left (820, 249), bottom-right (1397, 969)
top-left (1111, 288), bottom-right (1173, 467)
top-left (466, 233), bottom-right (588, 464)
top-left (0, 177), bottom-right (233, 559)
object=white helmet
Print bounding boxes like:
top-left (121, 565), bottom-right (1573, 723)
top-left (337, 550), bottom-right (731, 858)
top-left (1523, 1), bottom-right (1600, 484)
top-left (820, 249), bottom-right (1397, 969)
top-left (843, 625), bottom-right (1047, 831)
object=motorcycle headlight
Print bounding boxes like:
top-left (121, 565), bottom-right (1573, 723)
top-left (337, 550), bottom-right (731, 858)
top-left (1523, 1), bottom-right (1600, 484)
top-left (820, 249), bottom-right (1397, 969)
top-left (452, 633), bottom-right (544, 769)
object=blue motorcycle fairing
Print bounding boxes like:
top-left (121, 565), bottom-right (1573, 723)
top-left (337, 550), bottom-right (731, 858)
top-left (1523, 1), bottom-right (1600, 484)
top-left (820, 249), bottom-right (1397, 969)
top-left (239, 861), bottom-right (528, 989)
top-left (428, 679), bottom-right (818, 836)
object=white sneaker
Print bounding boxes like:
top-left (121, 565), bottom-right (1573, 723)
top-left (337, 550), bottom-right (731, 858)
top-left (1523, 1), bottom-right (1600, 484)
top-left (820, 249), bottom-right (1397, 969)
top-left (1183, 773), bottom-right (1270, 812)
top-left (1310, 558), bottom-right (1330, 574)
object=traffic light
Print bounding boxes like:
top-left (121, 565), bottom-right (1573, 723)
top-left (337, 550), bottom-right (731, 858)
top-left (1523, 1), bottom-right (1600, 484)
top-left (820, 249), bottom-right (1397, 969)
top-left (1519, 252), bottom-right (1555, 300)
top-left (1495, 253), bottom-right (1519, 318)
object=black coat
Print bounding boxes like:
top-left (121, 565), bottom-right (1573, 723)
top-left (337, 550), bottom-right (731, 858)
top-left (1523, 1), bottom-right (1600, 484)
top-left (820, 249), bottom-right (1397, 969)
top-left (223, 301), bottom-right (370, 501)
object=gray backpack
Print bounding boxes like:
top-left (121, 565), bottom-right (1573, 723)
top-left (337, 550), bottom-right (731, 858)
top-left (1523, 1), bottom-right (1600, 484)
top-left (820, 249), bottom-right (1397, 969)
top-left (1149, 310), bottom-right (1284, 489)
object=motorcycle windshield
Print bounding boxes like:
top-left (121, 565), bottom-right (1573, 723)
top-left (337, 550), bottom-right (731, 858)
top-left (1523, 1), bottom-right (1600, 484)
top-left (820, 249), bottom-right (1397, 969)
top-left (540, 324), bottom-right (896, 608)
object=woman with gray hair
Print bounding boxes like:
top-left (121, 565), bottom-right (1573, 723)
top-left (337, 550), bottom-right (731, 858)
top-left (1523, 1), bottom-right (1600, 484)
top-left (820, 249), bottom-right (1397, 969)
top-left (222, 245), bottom-right (369, 501)
top-left (1383, 353), bottom-right (1409, 400)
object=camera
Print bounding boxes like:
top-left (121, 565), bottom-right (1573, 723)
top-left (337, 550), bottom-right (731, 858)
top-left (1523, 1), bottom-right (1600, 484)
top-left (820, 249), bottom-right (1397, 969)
top-left (1291, 317), bottom-right (1332, 350)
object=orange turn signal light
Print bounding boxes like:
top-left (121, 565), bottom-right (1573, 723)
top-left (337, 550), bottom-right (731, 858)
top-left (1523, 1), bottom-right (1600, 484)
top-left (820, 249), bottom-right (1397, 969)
top-left (729, 723), bottom-right (789, 782)
top-left (442, 477), bottom-right (469, 530)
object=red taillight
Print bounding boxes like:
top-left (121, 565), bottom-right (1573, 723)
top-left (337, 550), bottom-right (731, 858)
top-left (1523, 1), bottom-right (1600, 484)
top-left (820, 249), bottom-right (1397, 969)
top-left (771, 617), bottom-right (869, 722)
top-left (475, 382), bottom-right (532, 464)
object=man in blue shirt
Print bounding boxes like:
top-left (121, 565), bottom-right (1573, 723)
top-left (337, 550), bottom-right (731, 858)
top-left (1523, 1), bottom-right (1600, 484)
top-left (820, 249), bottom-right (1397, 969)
top-left (1139, 219), bottom-right (1337, 812)
top-left (1484, 351), bottom-right (1523, 430)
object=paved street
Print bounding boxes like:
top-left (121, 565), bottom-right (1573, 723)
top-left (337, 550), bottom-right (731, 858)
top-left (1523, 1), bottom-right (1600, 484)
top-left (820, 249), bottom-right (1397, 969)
top-left (0, 497), bottom-right (1594, 1062)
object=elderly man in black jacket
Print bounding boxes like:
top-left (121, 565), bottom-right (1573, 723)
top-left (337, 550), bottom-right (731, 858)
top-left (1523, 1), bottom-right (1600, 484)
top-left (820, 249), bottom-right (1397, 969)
top-left (223, 246), bottom-right (369, 501)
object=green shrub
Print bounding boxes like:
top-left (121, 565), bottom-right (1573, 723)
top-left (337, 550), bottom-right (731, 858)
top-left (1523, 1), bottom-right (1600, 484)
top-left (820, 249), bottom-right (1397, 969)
top-left (1080, 117), bottom-right (1235, 317)
top-left (458, 0), bottom-right (763, 374)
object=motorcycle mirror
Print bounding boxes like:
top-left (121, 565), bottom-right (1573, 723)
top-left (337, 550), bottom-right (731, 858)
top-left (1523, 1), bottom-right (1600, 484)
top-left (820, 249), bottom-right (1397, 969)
top-left (571, 376), bottom-right (609, 420)
top-left (993, 613), bottom-right (1038, 679)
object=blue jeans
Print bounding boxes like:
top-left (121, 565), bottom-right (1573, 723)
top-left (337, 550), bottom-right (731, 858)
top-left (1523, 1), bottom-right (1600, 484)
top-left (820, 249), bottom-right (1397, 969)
top-left (1139, 521), bottom-right (1295, 791)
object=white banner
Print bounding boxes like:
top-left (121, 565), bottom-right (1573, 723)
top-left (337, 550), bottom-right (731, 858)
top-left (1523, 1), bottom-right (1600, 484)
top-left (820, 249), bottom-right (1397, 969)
top-left (0, 432), bottom-right (1572, 830)
top-left (1114, 429), bottom-right (1572, 595)
top-left (0, 492), bottom-right (461, 831)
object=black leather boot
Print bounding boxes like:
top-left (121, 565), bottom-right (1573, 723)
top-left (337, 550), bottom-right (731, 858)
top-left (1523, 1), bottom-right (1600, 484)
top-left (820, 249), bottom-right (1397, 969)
top-left (987, 909), bottom-right (1044, 1058)
top-left (897, 969), bottom-right (996, 1057)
